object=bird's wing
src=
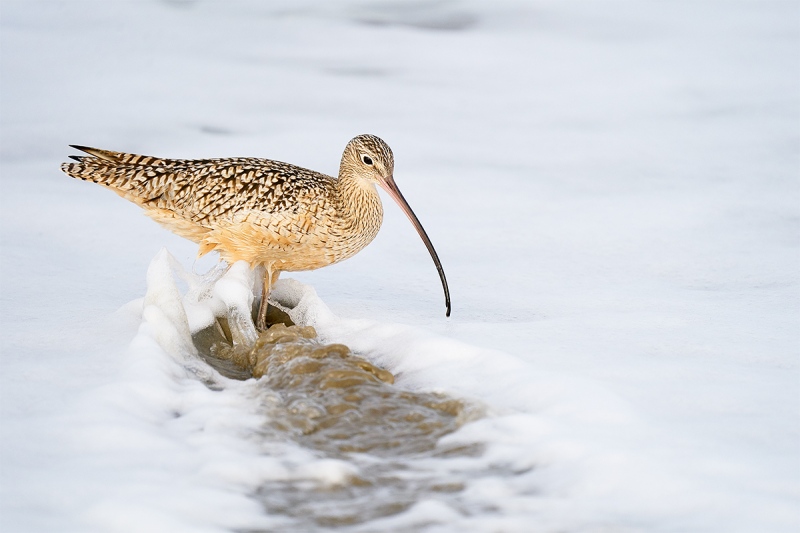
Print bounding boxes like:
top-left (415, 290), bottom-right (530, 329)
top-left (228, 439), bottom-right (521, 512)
top-left (61, 148), bottom-right (334, 227)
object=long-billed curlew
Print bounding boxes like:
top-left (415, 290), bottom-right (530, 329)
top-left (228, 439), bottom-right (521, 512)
top-left (61, 135), bottom-right (451, 330)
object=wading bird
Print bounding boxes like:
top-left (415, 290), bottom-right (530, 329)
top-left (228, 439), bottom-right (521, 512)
top-left (61, 135), bottom-right (451, 330)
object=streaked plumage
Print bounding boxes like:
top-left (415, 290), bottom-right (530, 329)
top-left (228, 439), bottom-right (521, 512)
top-left (61, 135), bottom-right (450, 330)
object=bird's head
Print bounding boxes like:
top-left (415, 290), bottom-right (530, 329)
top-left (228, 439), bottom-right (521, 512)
top-left (339, 134), bottom-right (451, 317)
top-left (340, 134), bottom-right (395, 187)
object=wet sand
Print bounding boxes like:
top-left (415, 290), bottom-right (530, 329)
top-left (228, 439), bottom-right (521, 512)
top-left (192, 310), bottom-right (485, 528)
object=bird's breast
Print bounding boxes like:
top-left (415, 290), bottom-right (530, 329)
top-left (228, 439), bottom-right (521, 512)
top-left (205, 183), bottom-right (384, 272)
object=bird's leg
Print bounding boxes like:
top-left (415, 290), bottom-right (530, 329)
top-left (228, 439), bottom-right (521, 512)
top-left (256, 266), bottom-right (281, 332)
top-left (256, 267), bottom-right (271, 332)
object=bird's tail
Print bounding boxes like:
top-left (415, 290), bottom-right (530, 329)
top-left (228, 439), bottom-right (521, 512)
top-left (60, 145), bottom-right (171, 204)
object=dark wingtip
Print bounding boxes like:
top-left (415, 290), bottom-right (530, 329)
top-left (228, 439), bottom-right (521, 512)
top-left (69, 144), bottom-right (93, 153)
top-left (68, 155), bottom-right (84, 162)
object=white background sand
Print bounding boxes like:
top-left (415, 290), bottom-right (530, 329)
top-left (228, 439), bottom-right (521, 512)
top-left (1, 1), bottom-right (797, 531)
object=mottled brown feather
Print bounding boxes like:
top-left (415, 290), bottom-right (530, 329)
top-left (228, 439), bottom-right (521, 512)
top-left (60, 136), bottom-right (388, 273)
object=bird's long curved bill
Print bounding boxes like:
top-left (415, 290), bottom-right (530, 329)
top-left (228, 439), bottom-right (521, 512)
top-left (380, 176), bottom-right (451, 317)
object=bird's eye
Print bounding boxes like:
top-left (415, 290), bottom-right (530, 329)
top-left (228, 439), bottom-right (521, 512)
top-left (361, 155), bottom-right (373, 165)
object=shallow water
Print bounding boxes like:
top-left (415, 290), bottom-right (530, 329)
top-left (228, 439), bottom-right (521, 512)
top-left (192, 314), bottom-right (485, 529)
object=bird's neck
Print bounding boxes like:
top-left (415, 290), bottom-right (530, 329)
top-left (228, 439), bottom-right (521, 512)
top-left (334, 171), bottom-right (384, 249)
